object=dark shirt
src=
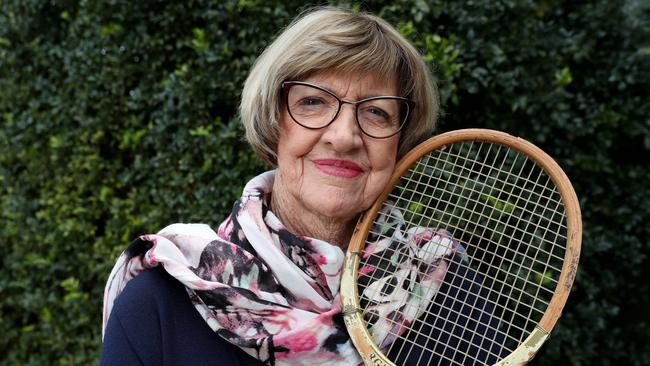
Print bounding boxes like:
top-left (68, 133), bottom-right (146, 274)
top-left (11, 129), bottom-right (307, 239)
top-left (101, 256), bottom-right (504, 365)
top-left (100, 266), bottom-right (263, 366)
top-left (389, 255), bottom-right (506, 365)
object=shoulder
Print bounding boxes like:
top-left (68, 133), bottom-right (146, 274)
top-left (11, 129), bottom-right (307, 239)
top-left (118, 265), bottom-right (186, 302)
top-left (101, 267), bottom-right (186, 365)
top-left (102, 267), bottom-right (263, 366)
top-left (157, 222), bottom-right (219, 240)
top-left (106, 266), bottom-right (185, 328)
top-left (100, 268), bottom-right (170, 365)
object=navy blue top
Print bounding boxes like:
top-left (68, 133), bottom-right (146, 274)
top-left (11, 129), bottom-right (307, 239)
top-left (101, 257), bottom-right (504, 365)
top-left (100, 266), bottom-right (263, 366)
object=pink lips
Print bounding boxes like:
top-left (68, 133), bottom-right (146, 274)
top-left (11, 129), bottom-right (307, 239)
top-left (313, 159), bottom-right (363, 178)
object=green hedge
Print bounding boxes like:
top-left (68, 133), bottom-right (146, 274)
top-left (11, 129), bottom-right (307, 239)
top-left (1, 1), bottom-right (648, 365)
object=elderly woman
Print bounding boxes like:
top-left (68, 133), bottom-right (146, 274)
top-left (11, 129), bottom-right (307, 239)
top-left (101, 7), bottom-right (497, 366)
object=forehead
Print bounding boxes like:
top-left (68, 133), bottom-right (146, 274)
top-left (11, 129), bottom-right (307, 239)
top-left (301, 69), bottom-right (399, 99)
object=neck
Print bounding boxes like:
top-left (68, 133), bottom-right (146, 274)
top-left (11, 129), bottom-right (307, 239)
top-left (270, 186), bottom-right (356, 250)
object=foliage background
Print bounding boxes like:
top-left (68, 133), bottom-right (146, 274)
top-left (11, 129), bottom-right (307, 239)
top-left (1, 0), bottom-right (648, 365)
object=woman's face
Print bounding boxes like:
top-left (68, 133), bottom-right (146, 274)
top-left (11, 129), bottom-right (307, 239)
top-left (274, 70), bottom-right (400, 223)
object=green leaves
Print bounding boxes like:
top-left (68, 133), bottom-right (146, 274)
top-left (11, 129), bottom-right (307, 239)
top-left (191, 28), bottom-right (209, 53)
top-left (479, 193), bottom-right (515, 217)
top-left (554, 66), bottom-right (573, 87)
top-left (0, 0), bottom-right (648, 365)
top-left (100, 22), bottom-right (123, 37)
top-left (398, 21), bottom-right (464, 105)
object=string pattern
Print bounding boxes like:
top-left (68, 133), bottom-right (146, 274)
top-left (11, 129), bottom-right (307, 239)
top-left (357, 141), bottom-right (567, 365)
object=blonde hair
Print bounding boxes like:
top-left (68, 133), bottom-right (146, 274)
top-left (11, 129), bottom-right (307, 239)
top-left (240, 7), bottom-right (439, 165)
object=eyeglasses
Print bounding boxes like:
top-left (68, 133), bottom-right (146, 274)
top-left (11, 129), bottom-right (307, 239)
top-left (281, 81), bottom-right (414, 139)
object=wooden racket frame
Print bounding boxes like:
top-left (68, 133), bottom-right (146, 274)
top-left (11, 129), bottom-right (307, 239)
top-left (340, 129), bottom-right (582, 366)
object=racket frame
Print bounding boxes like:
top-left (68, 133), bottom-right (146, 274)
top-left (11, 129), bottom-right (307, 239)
top-left (340, 129), bottom-right (581, 366)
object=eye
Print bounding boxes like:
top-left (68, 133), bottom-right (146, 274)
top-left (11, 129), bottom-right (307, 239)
top-left (359, 104), bottom-right (393, 126)
top-left (365, 106), bottom-right (389, 119)
top-left (297, 97), bottom-right (326, 106)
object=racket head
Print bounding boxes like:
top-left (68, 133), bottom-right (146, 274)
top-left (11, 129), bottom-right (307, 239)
top-left (341, 129), bottom-right (581, 366)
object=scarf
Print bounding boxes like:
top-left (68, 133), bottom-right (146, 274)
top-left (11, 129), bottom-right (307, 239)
top-left (102, 171), bottom-right (460, 365)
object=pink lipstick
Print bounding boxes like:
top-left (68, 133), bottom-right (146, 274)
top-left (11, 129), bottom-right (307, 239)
top-left (313, 159), bottom-right (363, 178)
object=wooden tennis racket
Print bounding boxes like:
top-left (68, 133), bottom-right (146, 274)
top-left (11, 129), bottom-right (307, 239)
top-left (341, 129), bottom-right (581, 366)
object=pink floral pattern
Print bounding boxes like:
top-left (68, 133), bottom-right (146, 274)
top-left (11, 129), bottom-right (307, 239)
top-left (102, 171), bottom-right (459, 365)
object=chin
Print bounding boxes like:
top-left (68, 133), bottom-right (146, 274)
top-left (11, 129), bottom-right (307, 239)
top-left (312, 200), bottom-right (365, 222)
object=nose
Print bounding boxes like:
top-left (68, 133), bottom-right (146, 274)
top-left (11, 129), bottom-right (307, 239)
top-left (321, 102), bottom-right (363, 152)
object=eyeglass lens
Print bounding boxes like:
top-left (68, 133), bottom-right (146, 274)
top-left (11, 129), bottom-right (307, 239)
top-left (286, 83), bottom-right (408, 138)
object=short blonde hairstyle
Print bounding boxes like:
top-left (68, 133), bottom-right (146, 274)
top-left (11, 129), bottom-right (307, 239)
top-left (240, 7), bottom-right (439, 165)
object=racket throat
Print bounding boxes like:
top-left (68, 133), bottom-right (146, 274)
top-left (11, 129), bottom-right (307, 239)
top-left (495, 326), bottom-right (549, 365)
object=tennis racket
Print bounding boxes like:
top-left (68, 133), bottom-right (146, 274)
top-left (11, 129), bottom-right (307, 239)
top-left (340, 129), bottom-right (581, 366)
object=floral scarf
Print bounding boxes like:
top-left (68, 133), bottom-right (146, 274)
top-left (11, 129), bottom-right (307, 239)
top-left (102, 171), bottom-right (460, 365)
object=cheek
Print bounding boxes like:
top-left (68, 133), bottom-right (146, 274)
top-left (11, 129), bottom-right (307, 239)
top-left (368, 136), bottom-right (399, 171)
top-left (276, 116), bottom-right (320, 174)
top-left (365, 138), bottom-right (399, 201)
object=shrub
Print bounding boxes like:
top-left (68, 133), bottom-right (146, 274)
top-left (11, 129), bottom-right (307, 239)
top-left (1, 0), bottom-right (648, 364)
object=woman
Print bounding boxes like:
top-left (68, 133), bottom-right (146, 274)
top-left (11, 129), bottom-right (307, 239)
top-left (100, 7), bottom-right (483, 366)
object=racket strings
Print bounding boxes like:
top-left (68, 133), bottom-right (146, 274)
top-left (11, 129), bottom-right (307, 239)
top-left (357, 141), bottom-right (568, 365)
top-left (360, 141), bottom-right (502, 364)
top-left (413, 142), bottom-right (526, 365)
top-left (496, 174), bottom-right (566, 345)
top-left (406, 145), bottom-right (566, 279)
top-left (395, 155), bottom-right (567, 239)
top-left (460, 149), bottom-right (552, 350)
top-left (390, 141), bottom-right (505, 365)
top-left (428, 142), bottom-right (529, 365)
top-left (440, 144), bottom-right (566, 341)
top-left (393, 173), bottom-right (566, 264)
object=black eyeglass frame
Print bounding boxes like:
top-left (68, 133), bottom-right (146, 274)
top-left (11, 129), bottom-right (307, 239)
top-left (281, 81), bottom-right (415, 139)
